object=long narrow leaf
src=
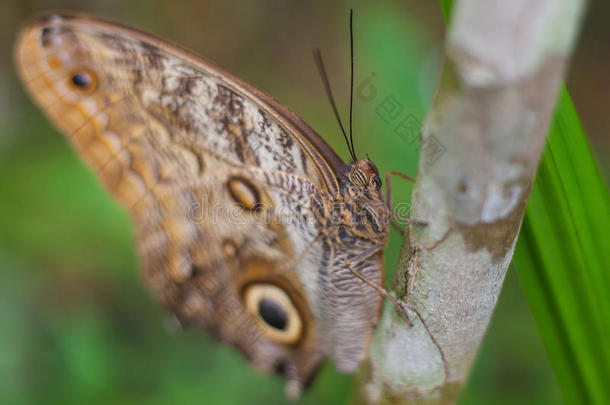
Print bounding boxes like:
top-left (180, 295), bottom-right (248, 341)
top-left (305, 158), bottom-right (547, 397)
top-left (514, 88), bottom-right (610, 405)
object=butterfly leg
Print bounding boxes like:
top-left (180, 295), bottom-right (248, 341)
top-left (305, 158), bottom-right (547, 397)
top-left (345, 245), bottom-right (413, 327)
top-left (348, 247), bottom-right (450, 379)
top-left (384, 171), bottom-right (427, 227)
top-left (390, 219), bottom-right (405, 236)
top-left (385, 170), bottom-right (415, 211)
top-left (284, 363), bottom-right (302, 400)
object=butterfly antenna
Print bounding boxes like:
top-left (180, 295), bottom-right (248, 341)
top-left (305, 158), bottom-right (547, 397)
top-left (348, 9), bottom-right (357, 160)
top-left (313, 48), bottom-right (357, 162)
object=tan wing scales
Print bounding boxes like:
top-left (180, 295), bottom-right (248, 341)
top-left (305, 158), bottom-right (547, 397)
top-left (14, 12), bottom-right (387, 392)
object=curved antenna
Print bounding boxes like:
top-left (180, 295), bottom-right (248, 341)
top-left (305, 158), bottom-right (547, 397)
top-left (349, 9), bottom-right (357, 159)
top-left (313, 49), bottom-right (357, 161)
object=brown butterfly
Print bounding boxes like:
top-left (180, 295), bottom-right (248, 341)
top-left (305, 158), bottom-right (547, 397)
top-left (14, 11), bottom-right (413, 396)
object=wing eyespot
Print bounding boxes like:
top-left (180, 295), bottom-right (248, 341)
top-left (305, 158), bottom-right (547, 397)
top-left (222, 239), bottom-right (238, 257)
top-left (243, 283), bottom-right (303, 345)
top-left (259, 298), bottom-right (288, 330)
top-left (227, 177), bottom-right (261, 211)
top-left (40, 26), bottom-right (61, 47)
top-left (69, 70), bottom-right (97, 93)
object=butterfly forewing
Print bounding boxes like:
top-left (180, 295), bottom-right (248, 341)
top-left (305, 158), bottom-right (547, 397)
top-left (15, 12), bottom-right (385, 389)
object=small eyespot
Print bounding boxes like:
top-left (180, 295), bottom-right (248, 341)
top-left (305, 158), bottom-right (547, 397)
top-left (227, 177), bottom-right (261, 211)
top-left (40, 27), bottom-right (55, 47)
top-left (39, 24), bottom-right (65, 47)
top-left (69, 70), bottom-right (97, 92)
top-left (243, 283), bottom-right (303, 345)
top-left (369, 175), bottom-right (382, 190)
top-left (222, 239), bottom-right (237, 257)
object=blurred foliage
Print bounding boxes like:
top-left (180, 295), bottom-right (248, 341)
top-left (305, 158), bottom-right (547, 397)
top-left (1, 0), bottom-right (606, 404)
top-left (513, 88), bottom-right (610, 405)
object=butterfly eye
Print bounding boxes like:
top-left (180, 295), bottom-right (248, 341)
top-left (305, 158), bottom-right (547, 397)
top-left (349, 166), bottom-right (367, 187)
top-left (244, 283), bottom-right (303, 345)
top-left (369, 175), bottom-right (382, 190)
top-left (69, 70), bottom-right (97, 92)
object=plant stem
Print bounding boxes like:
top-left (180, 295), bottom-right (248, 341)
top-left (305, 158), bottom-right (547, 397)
top-left (357, 1), bottom-right (586, 403)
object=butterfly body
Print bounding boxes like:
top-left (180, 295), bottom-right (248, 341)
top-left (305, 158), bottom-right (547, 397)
top-left (15, 13), bottom-right (391, 391)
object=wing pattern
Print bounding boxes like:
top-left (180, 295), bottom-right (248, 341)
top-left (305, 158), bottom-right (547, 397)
top-left (15, 13), bottom-right (384, 388)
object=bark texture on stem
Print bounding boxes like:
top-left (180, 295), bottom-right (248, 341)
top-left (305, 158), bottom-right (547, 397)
top-left (359, 1), bottom-right (585, 403)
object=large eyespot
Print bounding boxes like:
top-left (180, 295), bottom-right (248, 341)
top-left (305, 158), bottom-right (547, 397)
top-left (68, 69), bottom-right (97, 93)
top-left (243, 284), bottom-right (303, 345)
top-left (369, 175), bottom-right (382, 190)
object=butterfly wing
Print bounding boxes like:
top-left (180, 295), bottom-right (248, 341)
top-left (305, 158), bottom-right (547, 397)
top-left (15, 12), bottom-right (382, 389)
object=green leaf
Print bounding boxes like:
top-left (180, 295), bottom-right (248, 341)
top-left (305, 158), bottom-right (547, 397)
top-left (440, 2), bottom-right (610, 405)
top-left (514, 88), bottom-right (610, 405)
top-left (439, 0), bottom-right (454, 23)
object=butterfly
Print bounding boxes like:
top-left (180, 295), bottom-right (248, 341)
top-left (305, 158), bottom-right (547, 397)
top-left (15, 11), bottom-right (413, 396)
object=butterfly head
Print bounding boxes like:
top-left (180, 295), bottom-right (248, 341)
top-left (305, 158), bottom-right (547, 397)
top-left (348, 158), bottom-right (382, 191)
top-left (345, 158), bottom-right (390, 240)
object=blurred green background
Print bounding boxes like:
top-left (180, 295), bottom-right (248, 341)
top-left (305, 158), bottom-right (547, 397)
top-left (0, 1), bottom-right (608, 404)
